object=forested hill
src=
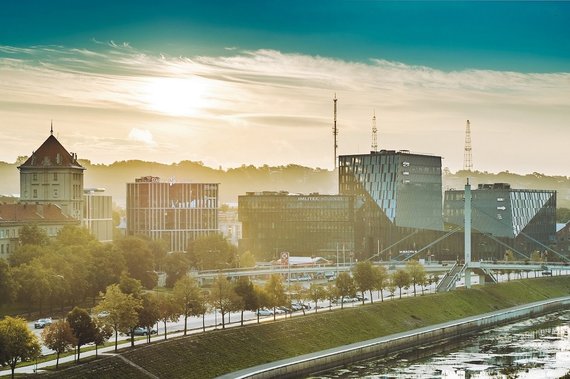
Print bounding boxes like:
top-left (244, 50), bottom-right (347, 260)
top-left (0, 160), bottom-right (568, 209)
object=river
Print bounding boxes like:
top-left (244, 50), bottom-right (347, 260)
top-left (312, 311), bottom-right (570, 378)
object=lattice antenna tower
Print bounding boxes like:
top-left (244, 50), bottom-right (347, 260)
top-left (371, 110), bottom-right (378, 152)
top-left (333, 94), bottom-right (338, 170)
top-left (463, 119), bottom-right (473, 171)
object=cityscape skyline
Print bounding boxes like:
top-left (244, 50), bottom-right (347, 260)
top-left (1, 1), bottom-right (569, 175)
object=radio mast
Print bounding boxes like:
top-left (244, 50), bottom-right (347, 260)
top-left (463, 119), bottom-right (473, 171)
top-left (371, 110), bottom-right (378, 152)
top-left (333, 94), bottom-right (338, 170)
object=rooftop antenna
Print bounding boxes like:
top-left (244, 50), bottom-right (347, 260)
top-left (463, 119), bottom-right (473, 171)
top-left (371, 109), bottom-right (378, 152)
top-left (333, 94), bottom-right (338, 170)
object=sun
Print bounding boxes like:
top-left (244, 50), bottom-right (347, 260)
top-left (142, 76), bottom-right (211, 117)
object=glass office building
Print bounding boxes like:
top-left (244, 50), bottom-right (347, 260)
top-left (444, 183), bottom-right (556, 257)
top-left (127, 176), bottom-right (219, 252)
top-left (238, 192), bottom-right (355, 261)
top-left (338, 150), bottom-right (444, 257)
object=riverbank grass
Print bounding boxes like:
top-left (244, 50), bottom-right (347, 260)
top-left (31, 276), bottom-right (570, 378)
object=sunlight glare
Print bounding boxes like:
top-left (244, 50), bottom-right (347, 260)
top-left (142, 76), bottom-right (211, 117)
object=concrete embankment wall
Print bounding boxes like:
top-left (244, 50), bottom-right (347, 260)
top-left (222, 297), bottom-right (570, 379)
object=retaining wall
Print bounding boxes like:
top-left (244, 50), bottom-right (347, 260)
top-left (221, 297), bottom-right (570, 379)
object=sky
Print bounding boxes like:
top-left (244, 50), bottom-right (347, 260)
top-left (1, 1), bottom-right (569, 175)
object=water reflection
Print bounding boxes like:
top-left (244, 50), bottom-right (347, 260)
top-left (314, 312), bottom-right (570, 378)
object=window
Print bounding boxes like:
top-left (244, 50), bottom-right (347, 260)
top-left (33, 189), bottom-right (37, 198)
top-left (53, 173), bottom-right (58, 181)
top-left (33, 173), bottom-right (38, 181)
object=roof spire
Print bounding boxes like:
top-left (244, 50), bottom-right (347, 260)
top-left (50, 120), bottom-right (53, 136)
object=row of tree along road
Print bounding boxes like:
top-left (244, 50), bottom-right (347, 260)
top-left (1, 245), bottom-right (435, 378)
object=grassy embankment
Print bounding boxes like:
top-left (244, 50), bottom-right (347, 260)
top-left (29, 276), bottom-right (570, 379)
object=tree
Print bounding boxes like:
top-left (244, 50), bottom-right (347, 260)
top-left (138, 293), bottom-right (160, 343)
top-left (210, 274), bottom-right (237, 328)
top-left (118, 274), bottom-right (144, 298)
top-left (148, 238), bottom-right (169, 271)
top-left (289, 283), bottom-right (307, 315)
top-left (530, 250), bottom-right (543, 263)
top-left (255, 286), bottom-right (270, 323)
top-left (308, 283), bottom-right (325, 313)
top-left (12, 261), bottom-right (52, 315)
top-left (186, 234), bottom-right (237, 270)
top-left (66, 307), bottom-right (95, 363)
top-left (41, 319), bottom-right (76, 369)
top-left (163, 252), bottom-right (191, 288)
top-left (55, 225), bottom-right (95, 247)
top-left (406, 260), bottom-right (427, 297)
top-left (92, 318), bottom-right (113, 357)
top-left (95, 284), bottom-right (142, 351)
top-left (156, 293), bottom-right (180, 339)
top-left (335, 272), bottom-right (356, 309)
top-left (264, 274), bottom-right (288, 320)
top-left (86, 243), bottom-right (125, 304)
top-left (373, 265), bottom-right (389, 302)
top-left (232, 277), bottom-right (259, 326)
top-left (239, 251), bottom-right (257, 268)
top-left (325, 282), bottom-right (338, 310)
top-left (0, 316), bottom-right (41, 379)
top-left (115, 236), bottom-right (156, 289)
top-left (18, 224), bottom-right (49, 246)
top-left (353, 261), bottom-right (375, 304)
top-left (172, 276), bottom-right (203, 335)
top-left (8, 244), bottom-right (51, 267)
top-left (392, 269), bottom-right (411, 299)
top-left (0, 260), bottom-right (17, 306)
top-left (504, 249), bottom-right (516, 281)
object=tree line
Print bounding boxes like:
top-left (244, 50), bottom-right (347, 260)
top-left (0, 225), bottom-right (243, 317)
top-left (1, 257), bottom-right (436, 377)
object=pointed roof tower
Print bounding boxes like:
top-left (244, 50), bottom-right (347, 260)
top-left (18, 127), bottom-right (84, 170)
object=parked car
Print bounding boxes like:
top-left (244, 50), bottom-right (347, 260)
top-left (128, 327), bottom-right (157, 336)
top-left (34, 318), bottom-right (53, 329)
top-left (256, 308), bottom-right (273, 316)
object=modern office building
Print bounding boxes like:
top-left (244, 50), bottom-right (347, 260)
top-left (238, 191), bottom-right (356, 261)
top-left (126, 176), bottom-right (219, 252)
top-left (444, 183), bottom-right (557, 257)
top-left (83, 188), bottom-right (114, 243)
top-left (338, 150), bottom-right (444, 257)
top-left (18, 128), bottom-right (85, 220)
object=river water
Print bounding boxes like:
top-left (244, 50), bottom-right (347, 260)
top-left (313, 311), bottom-right (570, 378)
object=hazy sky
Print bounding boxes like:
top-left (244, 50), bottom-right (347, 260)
top-left (1, 1), bottom-right (569, 174)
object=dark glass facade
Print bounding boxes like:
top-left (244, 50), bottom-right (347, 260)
top-left (338, 151), bottom-right (444, 258)
top-left (238, 192), bottom-right (355, 261)
top-left (339, 151), bottom-right (443, 230)
top-left (127, 177), bottom-right (219, 252)
top-left (444, 183), bottom-right (556, 258)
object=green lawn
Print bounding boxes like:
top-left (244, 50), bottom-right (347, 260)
top-left (26, 277), bottom-right (570, 379)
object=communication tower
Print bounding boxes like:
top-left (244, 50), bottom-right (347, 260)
top-left (371, 110), bottom-right (378, 152)
top-left (463, 119), bottom-right (473, 171)
top-left (333, 94), bottom-right (338, 170)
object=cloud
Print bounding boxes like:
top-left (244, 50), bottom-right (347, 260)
top-left (0, 44), bottom-right (569, 174)
top-left (128, 128), bottom-right (156, 146)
